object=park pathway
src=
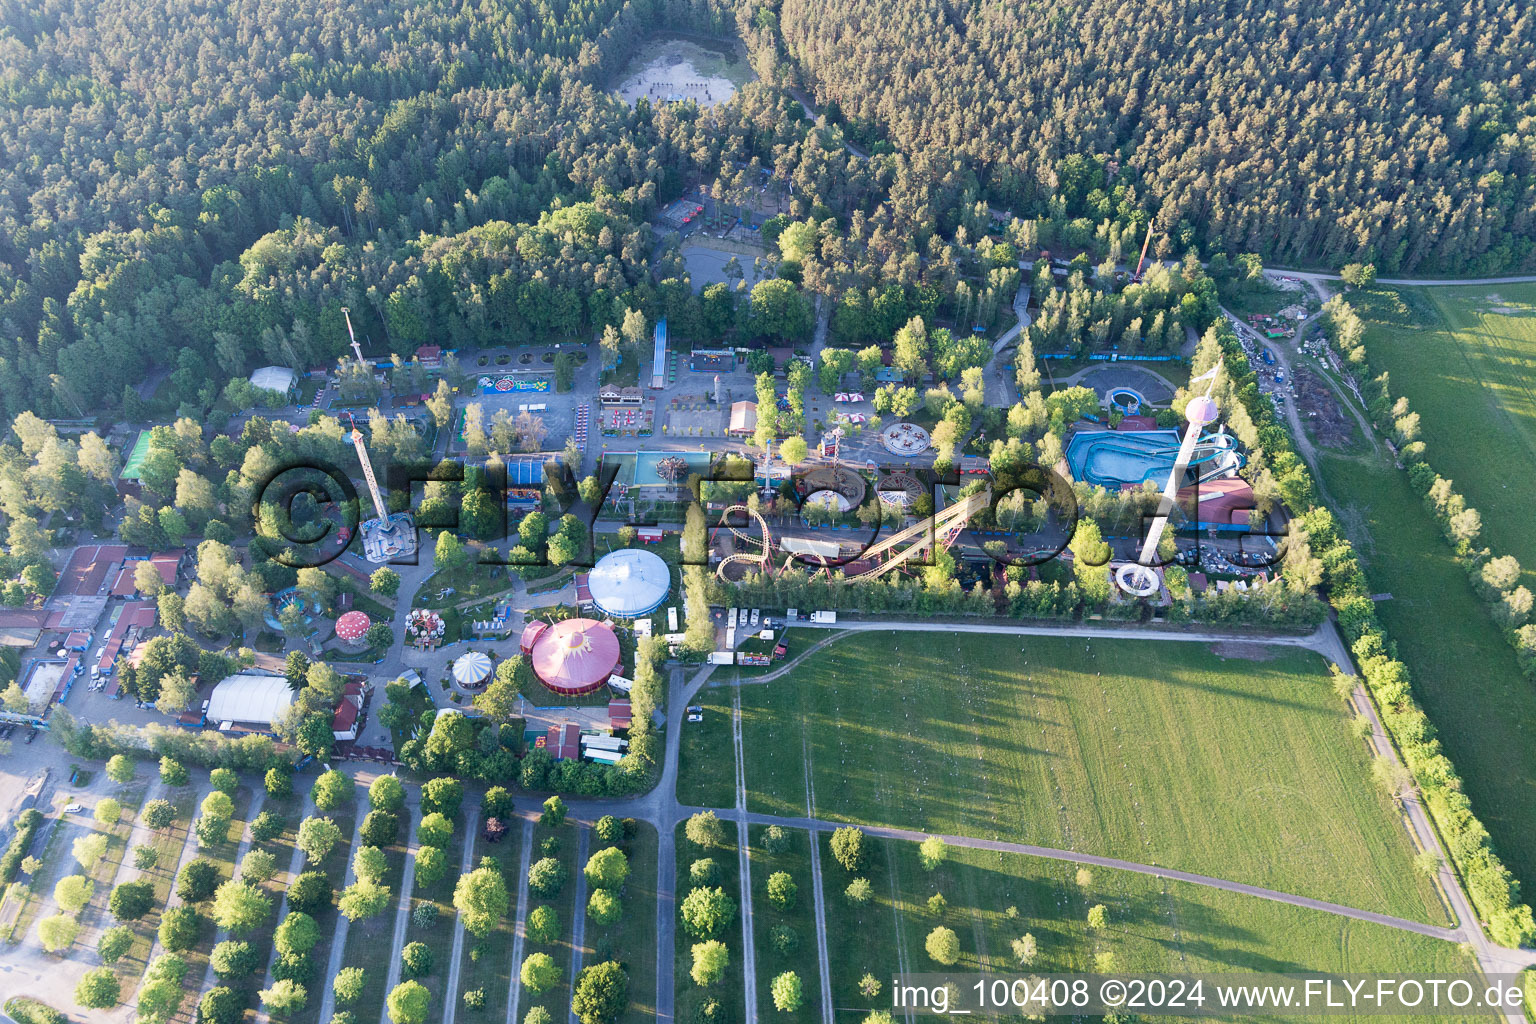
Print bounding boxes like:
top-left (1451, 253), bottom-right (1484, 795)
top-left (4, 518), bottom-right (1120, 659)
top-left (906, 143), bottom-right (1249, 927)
top-left (313, 791), bottom-right (368, 1024)
top-left (442, 805), bottom-right (483, 1024)
top-left (566, 826), bottom-right (592, 1024)
top-left (503, 819), bottom-right (537, 1024)
top-left (376, 793), bottom-right (424, 1024)
top-left (193, 790), bottom-right (268, 1003)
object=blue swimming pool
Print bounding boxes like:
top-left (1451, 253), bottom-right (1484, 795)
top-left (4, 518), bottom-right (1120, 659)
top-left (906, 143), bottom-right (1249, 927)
top-left (1066, 428), bottom-right (1242, 489)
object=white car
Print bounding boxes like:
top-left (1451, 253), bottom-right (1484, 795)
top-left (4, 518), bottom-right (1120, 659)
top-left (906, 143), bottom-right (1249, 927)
top-left (63, 803), bottom-right (85, 814)
top-left (687, 713), bottom-right (704, 723)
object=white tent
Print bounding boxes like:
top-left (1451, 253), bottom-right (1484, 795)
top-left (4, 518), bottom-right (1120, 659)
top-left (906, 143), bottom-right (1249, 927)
top-left (452, 651), bottom-right (493, 687)
top-left (207, 673), bottom-right (293, 728)
top-left (249, 366), bottom-right (296, 395)
top-left (588, 548), bottom-right (671, 618)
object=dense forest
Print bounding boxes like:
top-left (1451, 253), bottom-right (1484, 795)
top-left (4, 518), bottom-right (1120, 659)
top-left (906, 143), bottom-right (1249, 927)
top-left (779, 0), bottom-right (1536, 274)
top-left (0, 0), bottom-right (1529, 426)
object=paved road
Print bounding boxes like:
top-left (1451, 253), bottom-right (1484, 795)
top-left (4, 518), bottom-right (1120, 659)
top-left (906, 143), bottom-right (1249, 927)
top-left (1271, 269), bottom-right (1536, 288)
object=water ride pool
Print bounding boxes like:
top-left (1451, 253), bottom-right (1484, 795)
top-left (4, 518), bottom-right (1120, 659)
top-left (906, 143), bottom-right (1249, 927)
top-left (1066, 428), bottom-right (1240, 488)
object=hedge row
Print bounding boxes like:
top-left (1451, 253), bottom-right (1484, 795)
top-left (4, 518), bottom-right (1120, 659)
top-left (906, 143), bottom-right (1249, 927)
top-left (1349, 337), bottom-right (1536, 682)
top-left (1217, 312), bottom-right (1535, 947)
top-left (0, 807), bottom-right (43, 885)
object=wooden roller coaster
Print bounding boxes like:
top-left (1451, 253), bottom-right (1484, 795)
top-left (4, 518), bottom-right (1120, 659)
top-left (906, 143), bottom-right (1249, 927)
top-left (713, 488), bottom-right (991, 583)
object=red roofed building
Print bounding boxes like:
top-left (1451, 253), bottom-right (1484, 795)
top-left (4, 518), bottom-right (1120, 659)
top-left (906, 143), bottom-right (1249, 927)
top-left (546, 723), bottom-right (580, 760)
top-left (519, 620), bottom-right (549, 655)
top-left (1177, 477), bottom-right (1258, 528)
top-left (109, 566), bottom-right (138, 598)
top-left (150, 550), bottom-right (185, 586)
top-left (608, 699), bottom-right (632, 731)
top-left (332, 699), bottom-right (360, 741)
top-left (525, 618), bottom-right (621, 696)
top-left (415, 345), bottom-right (443, 369)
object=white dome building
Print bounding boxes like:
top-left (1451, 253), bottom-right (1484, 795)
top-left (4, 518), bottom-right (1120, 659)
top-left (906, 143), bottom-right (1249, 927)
top-left (587, 548), bottom-right (671, 619)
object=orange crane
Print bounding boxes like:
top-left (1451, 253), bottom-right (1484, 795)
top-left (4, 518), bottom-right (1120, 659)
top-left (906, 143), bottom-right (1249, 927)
top-left (1130, 220), bottom-right (1155, 283)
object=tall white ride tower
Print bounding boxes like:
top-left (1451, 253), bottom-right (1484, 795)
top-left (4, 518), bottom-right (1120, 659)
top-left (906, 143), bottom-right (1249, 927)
top-left (338, 305), bottom-right (418, 563)
top-left (1114, 363), bottom-right (1221, 597)
top-left (345, 412), bottom-right (417, 564)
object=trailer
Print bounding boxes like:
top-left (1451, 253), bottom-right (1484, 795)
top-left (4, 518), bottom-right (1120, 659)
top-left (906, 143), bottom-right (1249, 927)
top-left (667, 607), bottom-right (679, 631)
top-left (581, 734), bottom-right (628, 752)
top-left (606, 675), bottom-right (633, 694)
top-left (585, 748), bottom-right (622, 765)
top-left (708, 651), bottom-right (735, 665)
top-left (810, 610), bottom-right (838, 624)
top-left (736, 653), bottom-right (771, 667)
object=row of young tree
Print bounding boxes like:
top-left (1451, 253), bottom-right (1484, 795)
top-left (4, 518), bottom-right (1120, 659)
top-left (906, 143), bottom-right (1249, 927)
top-left (1334, 308), bottom-right (1536, 682)
top-left (1181, 313), bottom-right (1535, 947)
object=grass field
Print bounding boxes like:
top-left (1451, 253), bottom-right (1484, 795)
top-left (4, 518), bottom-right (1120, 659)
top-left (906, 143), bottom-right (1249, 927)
top-left (676, 695), bottom-right (735, 809)
top-left (1314, 438), bottom-right (1536, 898)
top-left (116, 788), bottom-right (197, 992)
top-left (719, 632), bottom-right (1443, 923)
top-left (405, 810), bottom-right (465, 1012)
top-left (820, 834), bottom-right (1492, 1024)
top-left (1354, 283), bottom-right (1536, 580)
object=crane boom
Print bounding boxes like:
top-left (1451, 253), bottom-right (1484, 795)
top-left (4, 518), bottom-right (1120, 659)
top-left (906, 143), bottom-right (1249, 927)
top-left (1131, 221), bottom-right (1155, 282)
